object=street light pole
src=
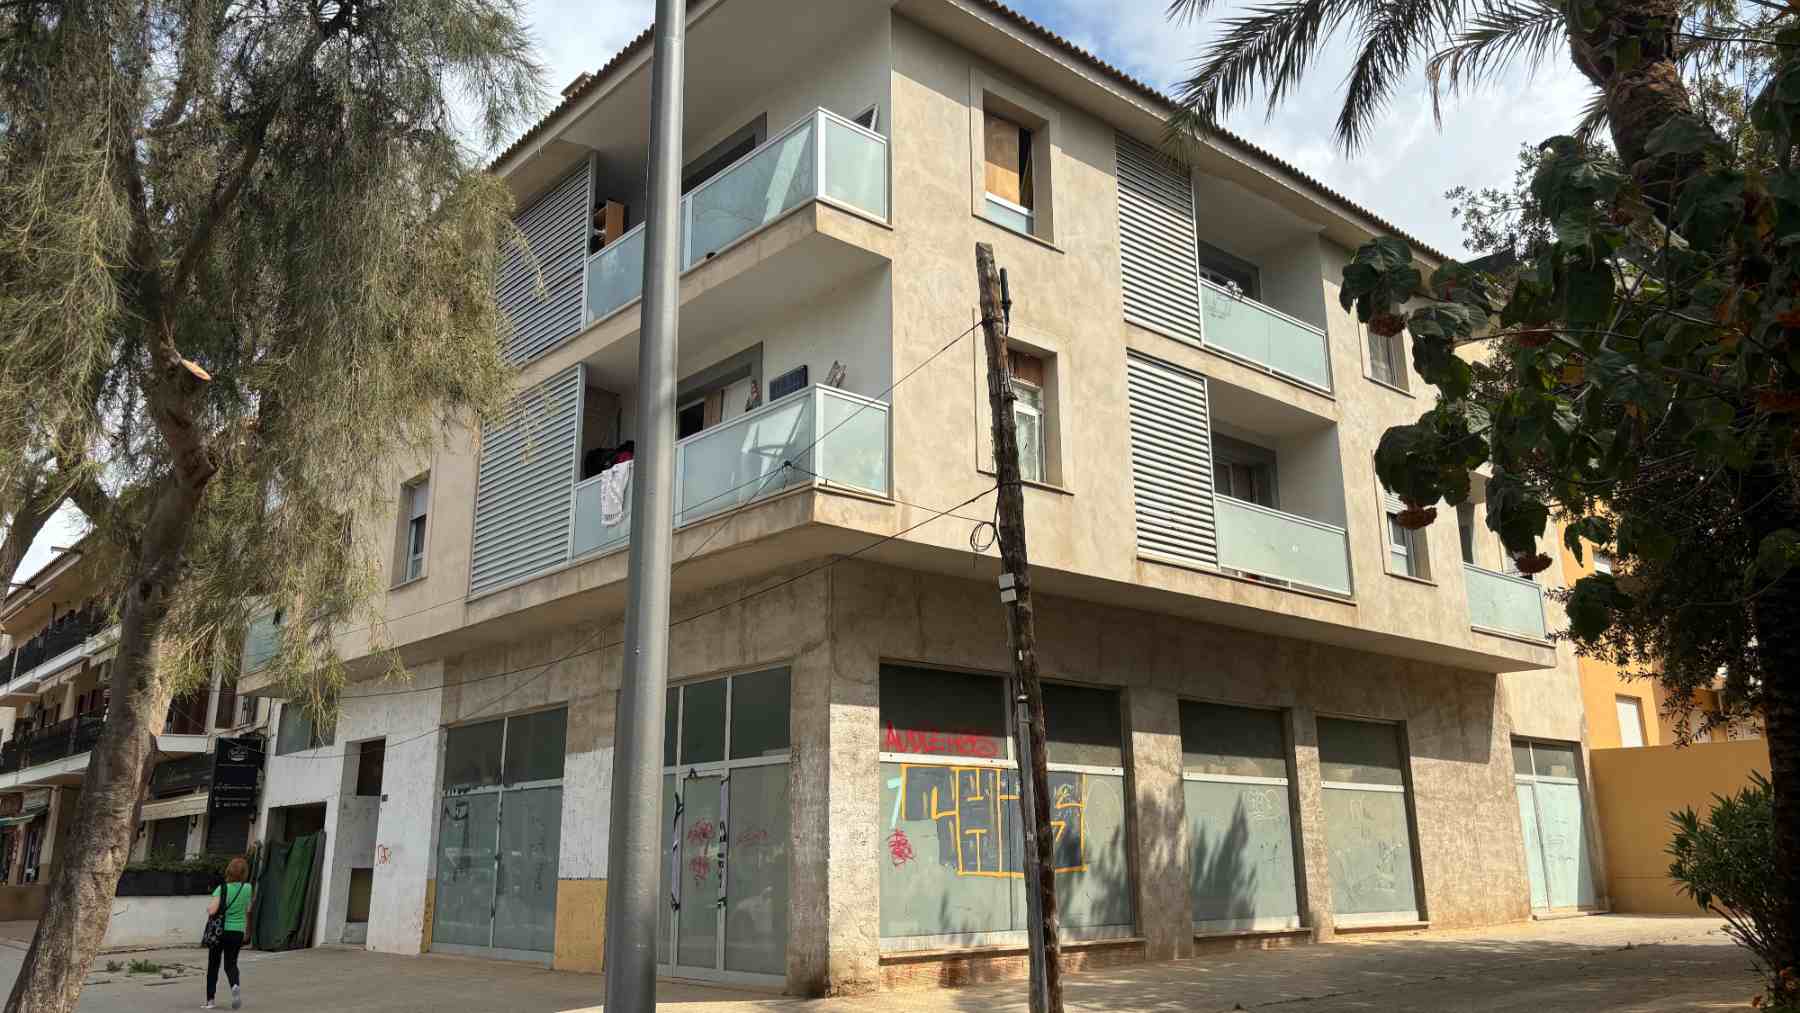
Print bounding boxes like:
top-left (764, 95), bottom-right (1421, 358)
top-left (603, 0), bottom-right (685, 1008)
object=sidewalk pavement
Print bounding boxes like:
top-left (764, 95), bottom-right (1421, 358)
top-left (0, 914), bottom-right (1762, 1012)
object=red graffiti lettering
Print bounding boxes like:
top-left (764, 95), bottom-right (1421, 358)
top-left (737, 828), bottom-right (772, 849)
top-left (883, 723), bottom-right (1001, 759)
top-left (685, 820), bottom-right (716, 846)
top-left (688, 855), bottom-right (713, 883)
top-left (888, 828), bottom-right (915, 867)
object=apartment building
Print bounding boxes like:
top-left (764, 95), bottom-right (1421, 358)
top-left (0, 544), bottom-right (270, 893)
top-left (240, 0), bottom-right (1606, 992)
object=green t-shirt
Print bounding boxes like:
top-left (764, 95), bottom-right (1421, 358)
top-left (212, 883), bottom-right (252, 933)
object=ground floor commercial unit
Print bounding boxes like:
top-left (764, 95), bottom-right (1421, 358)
top-left (258, 559), bottom-right (1605, 994)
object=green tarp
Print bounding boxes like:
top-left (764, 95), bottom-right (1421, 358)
top-left (249, 830), bottom-right (325, 951)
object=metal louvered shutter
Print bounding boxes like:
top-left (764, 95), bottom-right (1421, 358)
top-left (497, 168), bottom-right (590, 366)
top-left (469, 365), bottom-right (584, 597)
top-left (1127, 352), bottom-right (1218, 568)
top-left (1117, 134), bottom-right (1201, 344)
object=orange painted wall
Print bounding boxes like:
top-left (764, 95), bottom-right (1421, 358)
top-left (1559, 537), bottom-right (1663, 748)
top-left (1589, 738), bottom-right (1771, 913)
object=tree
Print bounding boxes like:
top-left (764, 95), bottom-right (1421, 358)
top-left (0, 3), bottom-right (543, 1010)
top-left (1166, 0), bottom-right (1800, 999)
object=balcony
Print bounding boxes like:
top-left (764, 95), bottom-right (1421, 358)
top-left (1, 608), bottom-right (107, 694)
top-left (1214, 496), bottom-right (1353, 598)
top-left (1199, 280), bottom-right (1332, 393)
top-left (572, 385), bottom-right (890, 559)
top-left (0, 710), bottom-right (206, 789)
top-left (585, 108), bottom-right (890, 326)
top-left (1464, 565), bottom-right (1549, 641)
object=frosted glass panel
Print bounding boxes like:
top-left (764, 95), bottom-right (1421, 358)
top-left (688, 123), bottom-right (815, 264)
top-left (1464, 564), bottom-right (1548, 639)
top-left (877, 764), bottom-right (1133, 943)
top-left (725, 764), bottom-right (789, 974)
top-left (1533, 780), bottom-right (1599, 908)
top-left (493, 786), bottom-right (562, 952)
top-left (676, 775), bottom-right (723, 969)
top-left (432, 793), bottom-right (499, 947)
top-left (1516, 783), bottom-right (1550, 910)
top-left (1185, 779), bottom-right (1301, 929)
top-left (586, 225), bottom-right (645, 323)
top-left (815, 389), bottom-right (889, 495)
top-left (571, 476), bottom-right (630, 558)
top-left (679, 394), bottom-right (811, 525)
top-left (983, 196), bottom-right (1033, 234)
top-left (1322, 787), bottom-right (1419, 918)
top-left (1200, 281), bottom-right (1331, 391)
top-left (1214, 496), bottom-right (1353, 597)
top-left (823, 117), bottom-right (888, 218)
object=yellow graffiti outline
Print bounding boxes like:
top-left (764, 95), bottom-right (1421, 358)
top-left (898, 764), bottom-right (1088, 879)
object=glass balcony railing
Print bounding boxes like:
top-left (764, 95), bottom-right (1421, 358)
top-left (1464, 564), bottom-right (1549, 640)
top-left (584, 108), bottom-right (890, 325)
top-left (1214, 495), bottom-right (1354, 597)
top-left (571, 385), bottom-right (890, 560)
top-left (1199, 280), bottom-right (1333, 392)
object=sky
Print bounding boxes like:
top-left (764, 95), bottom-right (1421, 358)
top-left (12, 0), bottom-right (1593, 585)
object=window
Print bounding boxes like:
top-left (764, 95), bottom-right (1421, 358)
top-left (877, 665), bottom-right (1133, 945)
top-left (1010, 350), bottom-right (1047, 484)
top-left (214, 682), bottom-right (238, 729)
top-left (1180, 701), bottom-right (1301, 932)
top-left (1317, 717), bottom-right (1420, 924)
top-left (1367, 325), bottom-right (1407, 390)
top-left (1384, 488), bottom-right (1430, 579)
top-left (356, 739), bottom-right (386, 796)
top-left (852, 104), bottom-right (879, 130)
top-left (1615, 696), bottom-right (1646, 747)
top-left (1196, 241), bottom-right (1259, 300)
top-left (275, 701), bottom-right (334, 756)
top-left (983, 111), bottom-right (1035, 233)
top-left (347, 868), bottom-right (374, 924)
top-left (1457, 502), bottom-right (1477, 565)
top-left (1213, 435), bottom-right (1277, 508)
top-left (1593, 551), bottom-right (1614, 575)
top-left (148, 818), bottom-right (189, 861)
top-left (398, 476), bottom-right (429, 583)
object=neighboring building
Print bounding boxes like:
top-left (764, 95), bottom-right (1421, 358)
top-left (0, 544), bottom-right (270, 890)
top-left (1558, 535), bottom-right (1761, 748)
top-left (241, 0), bottom-right (1604, 992)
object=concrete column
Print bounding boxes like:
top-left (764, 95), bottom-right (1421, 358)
top-left (204, 665), bottom-right (223, 734)
top-left (59, 679), bottom-right (77, 722)
top-left (37, 788), bottom-right (63, 881)
top-left (1125, 686), bottom-right (1190, 960)
top-left (1287, 706), bottom-right (1335, 941)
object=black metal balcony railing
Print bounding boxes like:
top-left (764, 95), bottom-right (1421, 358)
top-left (23, 716), bottom-right (80, 768)
top-left (0, 708), bottom-right (109, 774)
top-left (0, 740), bottom-right (20, 775)
top-left (72, 713), bottom-right (106, 755)
top-left (3, 608), bottom-right (107, 683)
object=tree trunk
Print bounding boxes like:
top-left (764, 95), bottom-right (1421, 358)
top-left (1568, 0), bottom-right (1716, 217)
top-left (1745, 481), bottom-right (1800, 980)
top-left (4, 474), bottom-right (200, 1013)
top-left (0, 484), bottom-right (60, 591)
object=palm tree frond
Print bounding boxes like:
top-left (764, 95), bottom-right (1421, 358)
top-left (1425, 0), bottom-right (1568, 127)
top-left (1574, 87), bottom-right (1610, 144)
top-left (1168, 0), bottom-right (1362, 140)
top-left (1338, 0), bottom-right (1467, 150)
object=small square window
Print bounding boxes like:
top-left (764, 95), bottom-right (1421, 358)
top-left (983, 111), bottom-right (1035, 234)
top-left (1593, 551), bottom-right (1614, 575)
top-left (1383, 482), bottom-right (1430, 580)
top-left (1010, 350), bottom-right (1048, 484)
top-left (1457, 502), bottom-right (1477, 565)
top-left (1213, 435), bottom-right (1277, 509)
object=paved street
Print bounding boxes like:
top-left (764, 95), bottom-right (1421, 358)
top-left (0, 915), bottom-right (1758, 1012)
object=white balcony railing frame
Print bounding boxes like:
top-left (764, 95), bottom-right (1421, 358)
top-left (1212, 494), bottom-right (1355, 598)
top-left (1198, 278), bottom-right (1334, 394)
top-left (583, 108), bottom-right (890, 327)
top-left (569, 384), bottom-right (891, 561)
top-left (1464, 563), bottom-right (1550, 641)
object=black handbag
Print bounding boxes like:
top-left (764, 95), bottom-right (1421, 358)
top-left (202, 883), bottom-right (237, 947)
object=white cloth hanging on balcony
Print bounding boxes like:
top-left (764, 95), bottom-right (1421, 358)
top-left (599, 459), bottom-right (632, 527)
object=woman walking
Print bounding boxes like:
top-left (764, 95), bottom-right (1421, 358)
top-left (204, 856), bottom-right (254, 1009)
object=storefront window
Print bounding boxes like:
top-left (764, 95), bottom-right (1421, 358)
top-left (1180, 701), bottom-right (1302, 932)
top-left (1318, 717), bottom-right (1421, 924)
top-left (877, 665), bottom-right (1133, 949)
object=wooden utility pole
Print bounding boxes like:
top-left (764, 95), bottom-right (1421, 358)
top-left (975, 241), bottom-right (1063, 1013)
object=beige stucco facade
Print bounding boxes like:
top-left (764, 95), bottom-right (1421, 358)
top-left (250, 0), bottom-right (1606, 995)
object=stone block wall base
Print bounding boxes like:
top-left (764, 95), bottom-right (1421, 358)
top-left (878, 938), bottom-right (1146, 991)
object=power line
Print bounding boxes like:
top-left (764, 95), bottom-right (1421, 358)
top-left (249, 480), bottom-right (999, 762)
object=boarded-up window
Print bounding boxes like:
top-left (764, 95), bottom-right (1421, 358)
top-left (984, 113), bottom-right (1033, 209)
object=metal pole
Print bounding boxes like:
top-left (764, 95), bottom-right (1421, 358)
top-left (604, 0), bottom-right (685, 1008)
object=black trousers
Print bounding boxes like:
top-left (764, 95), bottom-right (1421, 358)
top-left (206, 930), bottom-right (243, 999)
